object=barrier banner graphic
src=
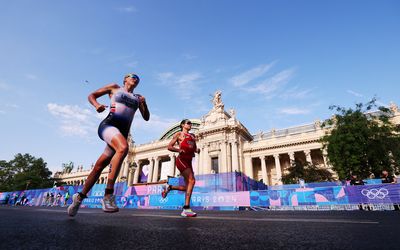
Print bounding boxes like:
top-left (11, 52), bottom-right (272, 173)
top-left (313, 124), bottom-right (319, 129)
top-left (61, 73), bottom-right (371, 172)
top-left (347, 184), bottom-right (400, 204)
top-left (149, 191), bottom-right (251, 207)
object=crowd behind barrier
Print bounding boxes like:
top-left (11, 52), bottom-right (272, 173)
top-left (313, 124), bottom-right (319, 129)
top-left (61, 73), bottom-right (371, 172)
top-left (0, 173), bottom-right (398, 211)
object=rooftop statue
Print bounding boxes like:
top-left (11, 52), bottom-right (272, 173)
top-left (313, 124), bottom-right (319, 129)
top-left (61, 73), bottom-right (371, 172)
top-left (210, 90), bottom-right (224, 110)
top-left (62, 161), bottom-right (74, 173)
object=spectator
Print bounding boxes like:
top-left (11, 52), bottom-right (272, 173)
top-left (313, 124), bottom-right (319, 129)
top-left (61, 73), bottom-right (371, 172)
top-left (13, 193), bottom-right (19, 206)
top-left (42, 193), bottom-right (47, 206)
top-left (350, 172), bottom-right (365, 186)
top-left (63, 191), bottom-right (70, 207)
top-left (45, 193), bottom-right (50, 206)
top-left (4, 194), bottom-right (10, 205)
top-left (56, 193), bottom-right (62, 206)
top-left (50, 193), bottom-right (54, 206)
top-left (19, 193), bottom-right (26, 206)
top-left (381, 169), bottom-right (397, 184)
top-left (350, 172), bottom-right (367, 210)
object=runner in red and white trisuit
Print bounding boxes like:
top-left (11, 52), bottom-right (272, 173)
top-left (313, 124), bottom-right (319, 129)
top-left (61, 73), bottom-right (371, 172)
top-left (163, 119), bottom-right (199, 217)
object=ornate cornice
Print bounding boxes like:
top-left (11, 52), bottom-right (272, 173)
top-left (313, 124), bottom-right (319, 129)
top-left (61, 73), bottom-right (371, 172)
top-left (243, 139), bottom-right (320, 153)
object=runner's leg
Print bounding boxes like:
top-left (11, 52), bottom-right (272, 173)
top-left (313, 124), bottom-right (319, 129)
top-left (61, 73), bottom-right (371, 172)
top-left (76, 154), bottom-right (112, 202)
top-left (181, 168), bottom-right (195, 207)
top-left (106, 134), bottom-right (129, 194)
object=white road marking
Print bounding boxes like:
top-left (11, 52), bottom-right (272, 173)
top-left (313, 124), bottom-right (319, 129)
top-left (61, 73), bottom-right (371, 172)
top-left (33, 209), bottom-right (94, 214)
top-left (131, 214), bottom-right (379, 224)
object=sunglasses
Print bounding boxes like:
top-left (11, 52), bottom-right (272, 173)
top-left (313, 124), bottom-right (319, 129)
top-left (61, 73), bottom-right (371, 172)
top-left (127, 74), bottom-right (140, 83)
top-left (186, 122), bottom-right (192, 125)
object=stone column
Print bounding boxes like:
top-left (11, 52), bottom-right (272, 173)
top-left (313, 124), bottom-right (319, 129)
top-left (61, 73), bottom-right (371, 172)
top-left (273, 154), bottom-right (282, 185)
top-left (260, 156), bottom-right (268, 185)
top-left (304, 149), bottom-right (312, 163)
top-left (133, 160), bottom-right (142, 184)
top-left (198, 145), bottom-right (203, 175)
top-left (244, 155), bottom-right (253, 179)
top-left (168, 153), bottom-right (176, 177)
top-left (152, 156), bottom-right (160, 183)
top-left (203, 144), bottom-right (210, 174)
top-left (147, 158), bottom-right (154, 183)
top-left (232, 141), bottom-right (239, 172)
top-left (227, 142), bottom-right (232, 172)
top-left (220, 141), bottom-right (227, 173)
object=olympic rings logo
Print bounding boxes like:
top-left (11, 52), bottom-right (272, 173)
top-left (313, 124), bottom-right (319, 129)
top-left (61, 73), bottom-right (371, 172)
top-left (361, 188), bottom-right (389, 199)
top-left (158, 197), bottom-right (168, 204)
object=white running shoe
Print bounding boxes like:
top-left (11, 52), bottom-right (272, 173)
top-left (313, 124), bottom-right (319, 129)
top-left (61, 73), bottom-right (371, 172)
top-left (181, 208), bottom-right (197, 217)
top-left (101, 194), bottom-right (119, 213)
top-left (162, 183), bottom-right (171, 198)
top-left (67, 194), bottom-right (81, 217)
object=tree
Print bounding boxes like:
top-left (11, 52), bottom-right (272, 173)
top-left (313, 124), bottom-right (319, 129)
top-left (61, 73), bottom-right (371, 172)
top-left (0, 153), bottom-right (53, 192)
top-left (319, 98), bottom-right (400, 180)
top-left (281, 159), bottom-right (335, 184)
top-left (0, 160), bottom-right (14, 192)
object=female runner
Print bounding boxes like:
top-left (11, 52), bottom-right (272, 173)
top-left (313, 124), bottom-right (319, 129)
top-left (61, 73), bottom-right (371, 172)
top-left (163, 119), bottom-right (199, 217)
top-left (68, 73), bottom-right (149, 216)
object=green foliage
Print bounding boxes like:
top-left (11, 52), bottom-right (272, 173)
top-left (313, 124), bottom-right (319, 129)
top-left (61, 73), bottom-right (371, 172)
top-left (320, 97), bottom-right (400, 180)
top-left (281, 159), bottom-right (335, 184)
top-left (0, 153), bottom-right (53, 192)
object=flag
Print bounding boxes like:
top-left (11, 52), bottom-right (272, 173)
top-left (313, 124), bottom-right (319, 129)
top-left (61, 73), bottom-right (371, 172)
top-left (59, 185), bottom-right (65, 191)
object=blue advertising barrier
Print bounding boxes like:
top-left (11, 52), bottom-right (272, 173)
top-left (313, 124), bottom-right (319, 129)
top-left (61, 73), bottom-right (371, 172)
top-left (1, 176), bottom-right (399, 210)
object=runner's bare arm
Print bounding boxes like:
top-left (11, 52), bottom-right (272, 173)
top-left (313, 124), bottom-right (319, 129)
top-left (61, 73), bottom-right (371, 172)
top-left (192, 133), bottom-right (200, 154)
top-left (136, 94), bottom-right (150, 121)
top-left (168, 132), bottom-right (184, 154)
top-left (88, 83), bottom-right (120, 113)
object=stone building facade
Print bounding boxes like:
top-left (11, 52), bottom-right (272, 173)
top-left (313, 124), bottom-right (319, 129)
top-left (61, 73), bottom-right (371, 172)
top-left (54, 92), bottom-right (400, 187)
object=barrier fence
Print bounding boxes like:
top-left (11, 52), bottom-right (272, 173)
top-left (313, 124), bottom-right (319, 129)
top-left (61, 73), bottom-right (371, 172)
top-left (0, 174), bottom-right (399, 211)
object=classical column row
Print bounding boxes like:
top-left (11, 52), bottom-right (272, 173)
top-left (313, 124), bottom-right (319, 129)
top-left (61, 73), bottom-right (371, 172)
top-left (257, 149), bottom-right (328, 186)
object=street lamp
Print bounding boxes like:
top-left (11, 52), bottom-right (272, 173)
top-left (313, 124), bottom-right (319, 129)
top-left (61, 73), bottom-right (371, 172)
top-left (26, 180), bottom-right (31, 190)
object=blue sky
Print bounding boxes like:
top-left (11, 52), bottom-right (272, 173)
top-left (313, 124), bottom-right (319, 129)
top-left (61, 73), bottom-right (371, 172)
top-left (1, 1), bottom-right (399, 174)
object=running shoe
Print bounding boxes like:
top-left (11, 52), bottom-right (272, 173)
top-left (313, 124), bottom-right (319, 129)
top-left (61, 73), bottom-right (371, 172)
top-left (101, 194), bottom-right (119, 213)
top-left (67, 193), bottom-right (81, 217)
top-left (181, 209), bottom-right (197, 217)
top-left (162, 183), bottom-right (171, 198)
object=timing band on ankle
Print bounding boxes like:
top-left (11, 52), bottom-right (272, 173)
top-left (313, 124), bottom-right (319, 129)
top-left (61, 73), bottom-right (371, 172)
top-left (78, 192), bottom-right (87, 199)
top-left (105, 188), bottom-right (114, 195)
top-left (183, 205), bottom-right (190, 209)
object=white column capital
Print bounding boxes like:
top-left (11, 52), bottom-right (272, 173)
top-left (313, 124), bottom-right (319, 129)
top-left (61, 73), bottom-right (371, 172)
top-left (288, 151), bottom-right (295, 158)
top-left (154, 156), bottom-right (159, 161)
top-left (273, 154), bottom-right (280, 159)
top-left (259, 155), bottom-right (266, 161)
top-left (303, 149), bottom-right (311, 155)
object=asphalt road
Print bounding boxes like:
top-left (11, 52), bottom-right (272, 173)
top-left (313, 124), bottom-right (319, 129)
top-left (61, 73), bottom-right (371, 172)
top-left (0, 206), bottom-right (399, 250)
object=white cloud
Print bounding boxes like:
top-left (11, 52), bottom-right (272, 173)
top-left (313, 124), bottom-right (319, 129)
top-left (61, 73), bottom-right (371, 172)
top-left (117, 6), bottom-right (137, 12)
top-left (81, 47), bottom-right (106, 55)
top-left (247, 68), bottom-right (294, 94)
top-left (183, 53), bottom-right (197, 59)
top-left (0, 82), bottom-right (9, 89)
top-left (228, 62), bottom-right (275, 87)
top-left (47, 103), bottom-right (99, 138)
top-left (26, 74), bottom-right (37, 79)
top-left (280, 86), bottom-right (315, 99)
top-left (156, 72), bottom-right (201, 99)
top-left (278, 107), bottom-right (311, 115)
top-left (0, 110), bottom-right (5, 114)
top-left (347, 90), bottom-right (363, 97)
top-left (7, 104), bottom-right (19, 108)
top-left (126, 61), bottom-right (138, 68)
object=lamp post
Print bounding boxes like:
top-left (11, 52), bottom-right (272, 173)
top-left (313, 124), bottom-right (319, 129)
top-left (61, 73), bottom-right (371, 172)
top-left (26, 180), bottom-right (31, 190)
